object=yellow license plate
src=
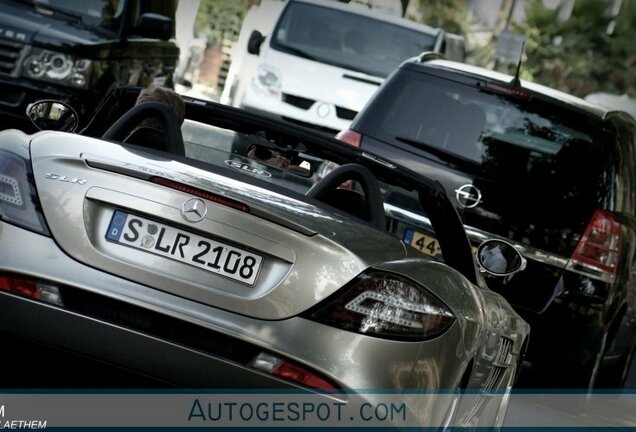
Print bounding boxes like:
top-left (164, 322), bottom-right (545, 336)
top-left (404, 228), bottom-right (442, 257)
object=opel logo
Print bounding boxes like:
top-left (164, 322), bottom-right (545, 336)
top-left (181, 197), bottom-right (207, 223)
top-left (455, 184), bottom-right (482, 208)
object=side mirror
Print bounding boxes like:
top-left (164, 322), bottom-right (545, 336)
top-left (26, 100), bottom-right (78, 132)
top-left (247, 30), bottom-right (265, 55)
top-left (476, 239), bottom-right (527, 277)
top-left (137, 13), bottom-right (172, 41)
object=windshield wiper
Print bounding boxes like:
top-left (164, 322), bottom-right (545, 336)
top-left (395, 136), bottom-right (480, 171)
top-left (275, 41), bottom-right (316, 61)
top-left (275, 40), bottom-right (386, 77)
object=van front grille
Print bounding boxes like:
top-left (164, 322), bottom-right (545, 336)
top-left (282, 93), bottom-right (315, 110)
top-left (335, 106), bottom-right (357, 120)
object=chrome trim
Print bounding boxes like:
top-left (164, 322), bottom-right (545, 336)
top-left (386, 202), bottom-right (617, 284)
top-left (565, 261), bottom-right (616, 284)
top-left (384, 203), bottom-right (569, 269)
top-left (385, 202), bottom-right (434, 228)
top-left (361, 152), bottom-right (396, 169)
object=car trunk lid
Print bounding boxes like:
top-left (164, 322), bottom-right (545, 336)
top-left (29, 132), bottom-right (406, 320)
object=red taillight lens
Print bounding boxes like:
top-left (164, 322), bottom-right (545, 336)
top-left (272, 361), bottom-right (337, 391)
top-left (0, 275), bottom-right (39, 299)
top-left (571, 210), bottom-right (622, 274)
top-left (0, 274), bottom-right (64, 305)
top-left (335, 129), bottom-right (362, 148)
top-left (249, 352), bottom-right (339, 391)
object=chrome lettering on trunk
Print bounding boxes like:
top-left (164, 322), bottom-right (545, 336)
top-left (45, 173), bottom-right (87, 185)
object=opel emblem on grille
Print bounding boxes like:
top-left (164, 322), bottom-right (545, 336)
top-left (181, 197), bottom-right (207, 223)
top-left (455, 184), bottom-right (482, 208)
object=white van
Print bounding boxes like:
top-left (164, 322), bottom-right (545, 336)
top-left (222, 0), bottom-right (464, 134)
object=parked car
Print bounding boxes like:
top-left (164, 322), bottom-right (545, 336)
top-left (0, 0), bottom-right (179, 133)
top-left (1, 86), bottom-right (528, 428)
top-left (338, 55), bottom-right (636, 388)
top-left (222, 0), bottom-right (465, 135)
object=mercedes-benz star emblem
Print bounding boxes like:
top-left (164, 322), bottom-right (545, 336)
top-left (181, 197), bottom-right (208, 223)
top-left (454, 184), bottom-right (482, 208)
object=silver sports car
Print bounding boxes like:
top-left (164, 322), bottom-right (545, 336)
top-left (0, 86), bottom-right (529, 428)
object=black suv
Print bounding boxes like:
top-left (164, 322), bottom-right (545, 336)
top-left (338, 56), bottom-right (636, 388)
top-left (0, 0), bottom-right (179, 132)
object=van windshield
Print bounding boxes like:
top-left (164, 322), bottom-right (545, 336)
top-left (270, 1), bottom-right (438, 78)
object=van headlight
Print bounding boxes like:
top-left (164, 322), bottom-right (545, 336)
top-left (23, 49), bottom-right (92, 89)
top-left (253, 64), bottom-right (281, 97)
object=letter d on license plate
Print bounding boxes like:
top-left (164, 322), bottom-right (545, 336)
top-left (106, 210), bottom-right (262, 285)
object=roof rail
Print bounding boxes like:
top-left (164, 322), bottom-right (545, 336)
top-left (418, 51), bottom-right (445, 63)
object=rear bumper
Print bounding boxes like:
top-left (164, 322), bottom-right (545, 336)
top-left (0, 291), bottom-right (297, 389)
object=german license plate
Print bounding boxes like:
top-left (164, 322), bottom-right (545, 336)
top-left (105, 210), bottom-right (262, 285)
top-left (403, 228), bottom-right (442, 257)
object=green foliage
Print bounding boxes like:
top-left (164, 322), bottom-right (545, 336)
top-left (411, 0), bottom-right (471, 35)
top-left (513, 0), bottom-right (636, 97)
top-left (195, 0), bottom-right (254, 44)
top-left (409, 0), bottom-right (494, 65)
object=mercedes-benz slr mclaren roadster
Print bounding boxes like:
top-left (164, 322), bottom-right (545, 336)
top-left (0, 86), bottom-right (529, 427)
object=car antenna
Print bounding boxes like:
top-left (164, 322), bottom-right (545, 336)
top-left (509, 40), bottom-right (526, 88)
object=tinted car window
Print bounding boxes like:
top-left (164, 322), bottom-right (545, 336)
top-left (366, 71), bottom-right (610, 188)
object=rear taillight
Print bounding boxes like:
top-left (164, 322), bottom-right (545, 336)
top-left (249, 352), bottom-right (339, 391)
top-left (0, 149), bottom-right (49, 235)
top-left (570, 210), bottom-right (622, 275)
top-left (335, 129), bottom-right (362, 148)
top-left (308, 272), bottom-right (455, 341)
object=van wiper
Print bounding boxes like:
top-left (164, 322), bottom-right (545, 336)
top-left (395, 136), bottom-right (480, 171)
top-left (275, 41), bottom-right (316, 61)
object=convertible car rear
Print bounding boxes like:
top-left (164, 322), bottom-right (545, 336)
top-left (0, 86), bottom-right (528, 427)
